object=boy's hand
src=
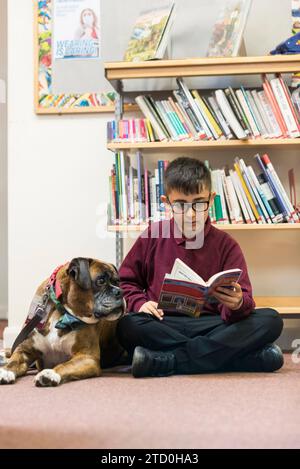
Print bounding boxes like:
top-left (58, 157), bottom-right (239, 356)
top-left (138, 301), bottom-right (164, 320)
top-left (212, 282), bottom-right (243, 311)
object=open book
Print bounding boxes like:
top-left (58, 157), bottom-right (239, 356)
top-left (157, 258), bottom-right (242, 317)
top-left (124, 3), bottom-right (175, 62)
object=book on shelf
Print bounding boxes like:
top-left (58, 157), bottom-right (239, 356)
top-left (124, 3), bottom-right (175, 62)
top-left (157, 258), bottom-right (242, 317)
top-left (107, 151), bottom-right (300, 227)
top-left (207, 0), bottom-right (252, 57)
top-left (107, 74), bottom-right (300, 144)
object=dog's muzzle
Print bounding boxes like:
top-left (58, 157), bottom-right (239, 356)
top-left (94, 286), bottom-right (124, 319)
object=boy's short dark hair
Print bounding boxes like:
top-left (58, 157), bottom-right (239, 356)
top-left (164, 157), bottom-right (211, 195)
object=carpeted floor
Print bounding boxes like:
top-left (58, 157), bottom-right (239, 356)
top-left (0, 353), bottom-right (300, 449)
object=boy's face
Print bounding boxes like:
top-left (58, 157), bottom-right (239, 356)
top-left (161, 188), bottom-right (216, 239)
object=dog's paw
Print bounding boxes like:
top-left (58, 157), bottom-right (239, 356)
top-left (34, 369), bottom-right (61, 387)
top-left (0, 368), bottom-right (16, 384)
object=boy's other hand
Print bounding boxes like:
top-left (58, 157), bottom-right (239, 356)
top-left (213, 282), bottom-right (243, 311)
top-left (138, 301), bottom-right (164, 320)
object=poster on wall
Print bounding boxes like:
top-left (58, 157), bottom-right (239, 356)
top-left (53, 0), bottom-right (101, 59)
top-left (35, 0), bottom-right (116, 114)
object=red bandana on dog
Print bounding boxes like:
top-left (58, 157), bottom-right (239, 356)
top-left (24, 264), bottom-right (66, 331)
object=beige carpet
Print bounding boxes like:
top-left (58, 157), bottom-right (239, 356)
top-left (0, 354), bottom-right (300, 449)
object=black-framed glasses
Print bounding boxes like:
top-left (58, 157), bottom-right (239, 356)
top-left (167, 196), bottom-right (211, 214)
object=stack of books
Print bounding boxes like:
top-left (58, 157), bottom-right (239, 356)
top-left (107, 75), bottom-right (300, 143)
top-left (107, 152), bottom-right (300, 226)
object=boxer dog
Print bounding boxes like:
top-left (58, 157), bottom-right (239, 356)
top-left (0, 258), bottom-right (127, 387)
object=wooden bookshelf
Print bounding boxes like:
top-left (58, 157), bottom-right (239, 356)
top-left (105, 55), bottom-right (300, 82)
top-left (36, 103), bottom-right (139, 116)
top-left (255, 297), bottom-right (300, 316)
top-left (107, 138), bottom-right (300, 152)
top-left (107, 224), bottom-right (300, 232)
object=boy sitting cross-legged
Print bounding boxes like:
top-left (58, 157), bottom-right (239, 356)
top-left (117, 157), bottom-right (284, 378)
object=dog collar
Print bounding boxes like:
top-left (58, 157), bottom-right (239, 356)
top-left (48, 283), bottom-right (86, 331)
top-left (55, 311), bottom-right (85, 331)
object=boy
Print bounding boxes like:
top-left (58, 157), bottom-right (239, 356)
top-left (117, 157), bottom-right (284, 378)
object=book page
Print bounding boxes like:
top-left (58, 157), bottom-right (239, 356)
top-left (207, 269), bottom-right (242, 288)
top-left (170, 258), bottom-right (205, 285)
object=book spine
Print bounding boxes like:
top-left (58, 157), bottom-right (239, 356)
top-left (258, 91), bottom-right (282, 138)
top-left (225, 88), bottom-right (251, 136)
top-left (254, 154), bottom-right (289, 221)
top-left (261, 154), bottom-right (299, 223)
top-left (230, 170), bottom-right (251, 224)
top-left (262, 75), bottom-right (288, 138)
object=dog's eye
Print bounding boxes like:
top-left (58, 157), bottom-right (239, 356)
top-left (96, 276), bottom-right (106, 286)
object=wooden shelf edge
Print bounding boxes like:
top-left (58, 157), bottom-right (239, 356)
top-left (107, 138), bottom-right (300, 151)
top-left (105, 55), bottom-right (300, 80)
top-left (107, 224), bottom-right (300, 232)
top-left (255, 297), bottom-right (300, 315)
top-left (35, 104), bottom-right (139, 115)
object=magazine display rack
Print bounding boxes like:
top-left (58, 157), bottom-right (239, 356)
top-left (104, 55), bottom-right (300, 316)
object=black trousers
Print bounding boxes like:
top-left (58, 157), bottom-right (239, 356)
top-left (116, 309), bottom-right (283, 374)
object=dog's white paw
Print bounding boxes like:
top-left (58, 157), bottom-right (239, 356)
top-left (0, 368), bottom-right (16, 384)
top-left (34, 369), bottom-right (61, 387)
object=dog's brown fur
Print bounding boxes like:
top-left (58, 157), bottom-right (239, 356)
top-left (0, 259), bottom-right (126, 387)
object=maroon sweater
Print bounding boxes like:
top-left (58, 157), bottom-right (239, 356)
top-left (119, 217), bottom-right (256, 323)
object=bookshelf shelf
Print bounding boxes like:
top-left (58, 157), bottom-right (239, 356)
top-left (36, 104), bottom-right (139, 116)
top-left (105, 55), bottom-right (300, 83)
top-left (107, 224), bottom-right (300, 232)
top-left (255, 297), bottom-right (300, 316)
top-left (107, 138), bottom-right (300, 152)
top-left (105, 53), bottom-right (300, 324)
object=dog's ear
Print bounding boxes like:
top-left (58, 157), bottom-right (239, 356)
top-left (110, 264), bottom-right (119, 275)
top-left (67, 258), bottom-right (92, 290)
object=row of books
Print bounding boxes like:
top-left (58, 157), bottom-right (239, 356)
top-left (107, 75), bottom-right (300, 143)
top-left (39, 92), bottom-right (116, 109)
top-left (107, 152), bottom-right (299, 226)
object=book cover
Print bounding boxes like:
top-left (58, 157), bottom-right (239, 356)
top-left (207, 0), bottom-right (252, 57)
top-left (157, 258), bottom-right (242, 317)
top-left (124, 3), bottom-right (175, 62)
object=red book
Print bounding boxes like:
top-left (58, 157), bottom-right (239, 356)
top-left (262, 74), bottom-right (288, 138)
top-left (277, 74), bottom-right (300, 132)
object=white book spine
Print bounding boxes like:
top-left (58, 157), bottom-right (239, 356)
top-left (258, 91), bottom-right (282, 138)
top-left (270, 78), bottom-right (300, 138)
top-left (216, 169), bottom-right (229, 223)
top-left (221, 169), bottom-right (236, 223)
top-left (215, 89), bottom-right (247, 140)
top-left (208, 96), bottom-right (233, 139)
top-left (120, 151), bottom-right (128, 223)
top-left (191, 98), bottom-right (213, 139)
top-left (192, 92), bottom-right (219, 140)
top-left (246, 90), bottom-right (269, 138)
top-left (133, 177), bottom-right (139, 223)
top-left (236, 89), bottom-right (260, 137)
top-left (251, 90), bottom-right (275, 138)
top-left (232, 170), bottom-right (256, 223)
top-left (135, 96), bottom-right (168, 141)
top-left (241, 160), bottom-right (272, 223)
top-left (225, 173), bottom-right (243, 223)
top-left (229, 169), bottom-right (251, 223)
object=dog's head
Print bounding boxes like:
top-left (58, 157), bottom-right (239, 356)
top-left (63, 257), bottom-right (125, 324)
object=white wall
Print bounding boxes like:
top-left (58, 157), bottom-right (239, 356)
top-left (0, 0), bottom-right (8, 319)
top-left (4, 0), bottom-right (300, 347)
